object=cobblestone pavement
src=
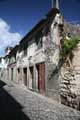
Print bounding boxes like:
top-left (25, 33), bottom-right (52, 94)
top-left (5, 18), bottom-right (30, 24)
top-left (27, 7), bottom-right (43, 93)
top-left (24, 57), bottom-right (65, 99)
top-left (0, 79), bottom-right (80, 120)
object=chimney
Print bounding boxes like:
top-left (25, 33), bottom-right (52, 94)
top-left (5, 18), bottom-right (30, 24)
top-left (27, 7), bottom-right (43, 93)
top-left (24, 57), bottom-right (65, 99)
top-left (53, 0), bottom-right (59, 9)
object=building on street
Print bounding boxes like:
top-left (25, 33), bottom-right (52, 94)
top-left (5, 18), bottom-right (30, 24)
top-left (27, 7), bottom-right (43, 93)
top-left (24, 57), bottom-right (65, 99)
top-left (0, 7), bottom-right (64, 102)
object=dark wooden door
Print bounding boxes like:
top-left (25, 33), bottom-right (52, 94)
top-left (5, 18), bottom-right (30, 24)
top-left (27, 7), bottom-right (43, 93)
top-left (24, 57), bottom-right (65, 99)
top-left (37, 63), bottom-right (45, 93)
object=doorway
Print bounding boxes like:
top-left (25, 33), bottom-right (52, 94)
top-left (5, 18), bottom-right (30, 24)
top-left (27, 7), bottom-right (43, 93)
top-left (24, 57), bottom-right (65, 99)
top-left (36, 63), bottom-right (45, 93)
top-left (30, 66), bottom-right (34, 89)
top-left (11, 68), bottom-right (13, 81)
top-left (23, 68), bottom-right (27, 86)
top-left (17, 68), bottom-right (20, 82)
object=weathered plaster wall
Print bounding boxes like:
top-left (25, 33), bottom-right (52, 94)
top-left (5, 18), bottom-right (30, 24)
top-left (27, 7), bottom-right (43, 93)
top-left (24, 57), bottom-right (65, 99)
top-left (16, 13), bottom-right (64, 101)
top-left (44, 13), bottom-right (64, 102)
top-left (27, 38), bottom-right (37, 57)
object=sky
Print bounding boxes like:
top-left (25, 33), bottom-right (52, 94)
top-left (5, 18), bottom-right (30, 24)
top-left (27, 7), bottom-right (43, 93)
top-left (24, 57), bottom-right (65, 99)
top-left (0, 0), bottom-right (80, 56)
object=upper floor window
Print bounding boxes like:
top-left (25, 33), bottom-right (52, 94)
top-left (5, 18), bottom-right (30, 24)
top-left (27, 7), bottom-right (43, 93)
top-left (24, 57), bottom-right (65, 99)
top-left (35, 31), bottom-right (43, 50)
top-left (9, 56), bottom-right (16, 64)
top-left (23, 42), bottom-right (27, 56)
top-left (24, 49), bottom-right (27, 56)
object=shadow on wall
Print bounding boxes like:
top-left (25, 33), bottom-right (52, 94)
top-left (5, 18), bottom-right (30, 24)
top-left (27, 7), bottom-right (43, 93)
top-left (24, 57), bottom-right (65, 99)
top-left (0, 80), bottom-right (30, 120)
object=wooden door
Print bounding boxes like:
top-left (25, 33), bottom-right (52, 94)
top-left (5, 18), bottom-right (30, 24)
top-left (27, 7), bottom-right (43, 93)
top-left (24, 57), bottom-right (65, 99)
top-left (37, 63), bottom-right (45, 93)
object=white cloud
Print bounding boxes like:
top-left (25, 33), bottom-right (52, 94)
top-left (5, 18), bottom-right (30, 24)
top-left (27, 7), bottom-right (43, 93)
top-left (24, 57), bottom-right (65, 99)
top-left (0, 18), bottom-right (22, 56)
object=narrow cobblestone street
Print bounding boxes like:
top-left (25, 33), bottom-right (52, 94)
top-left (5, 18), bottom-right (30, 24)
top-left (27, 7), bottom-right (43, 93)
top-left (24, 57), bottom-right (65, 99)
top-left (0, 79), bottom-right (80, 120)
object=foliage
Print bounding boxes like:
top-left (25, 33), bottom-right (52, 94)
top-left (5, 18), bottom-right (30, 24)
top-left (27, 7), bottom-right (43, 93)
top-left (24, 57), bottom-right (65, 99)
top-left (60, 36), bottom-right (80, 59)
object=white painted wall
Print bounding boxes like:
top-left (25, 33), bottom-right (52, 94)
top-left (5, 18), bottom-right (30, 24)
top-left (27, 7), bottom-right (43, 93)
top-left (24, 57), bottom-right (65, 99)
top-left (27, 40), bottom-right (37, 57)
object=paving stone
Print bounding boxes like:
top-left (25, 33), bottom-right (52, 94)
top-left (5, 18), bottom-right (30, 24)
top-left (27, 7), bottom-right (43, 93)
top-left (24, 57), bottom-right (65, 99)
top-left (2, 80), bottom-right (80, 120)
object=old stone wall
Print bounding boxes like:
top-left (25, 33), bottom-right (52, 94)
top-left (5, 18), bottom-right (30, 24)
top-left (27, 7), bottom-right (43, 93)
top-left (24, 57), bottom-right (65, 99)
top-left (60, 43), bottom-right (80, 110)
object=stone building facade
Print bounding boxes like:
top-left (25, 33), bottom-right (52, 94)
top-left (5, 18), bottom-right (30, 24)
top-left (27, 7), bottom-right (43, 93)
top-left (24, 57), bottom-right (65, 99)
top-left (0, 8), bottom-right (64, 102)
top-left (0, 6), bottom-right (80, 111)
top-left (8, 45), bottom-right (18, 83)
top-left (16, 8), bottom-right (64, 102)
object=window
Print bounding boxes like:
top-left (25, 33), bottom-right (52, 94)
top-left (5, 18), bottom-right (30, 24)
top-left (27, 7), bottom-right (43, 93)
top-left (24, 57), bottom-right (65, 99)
top-left (24, 49), bottom-right (27, 56)
top-left (36, 31), bottom-right (43, 50)
top-left (17, 68), bottom-right (20, 73)
top-left (23, 42), bottom-right (27, 56)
